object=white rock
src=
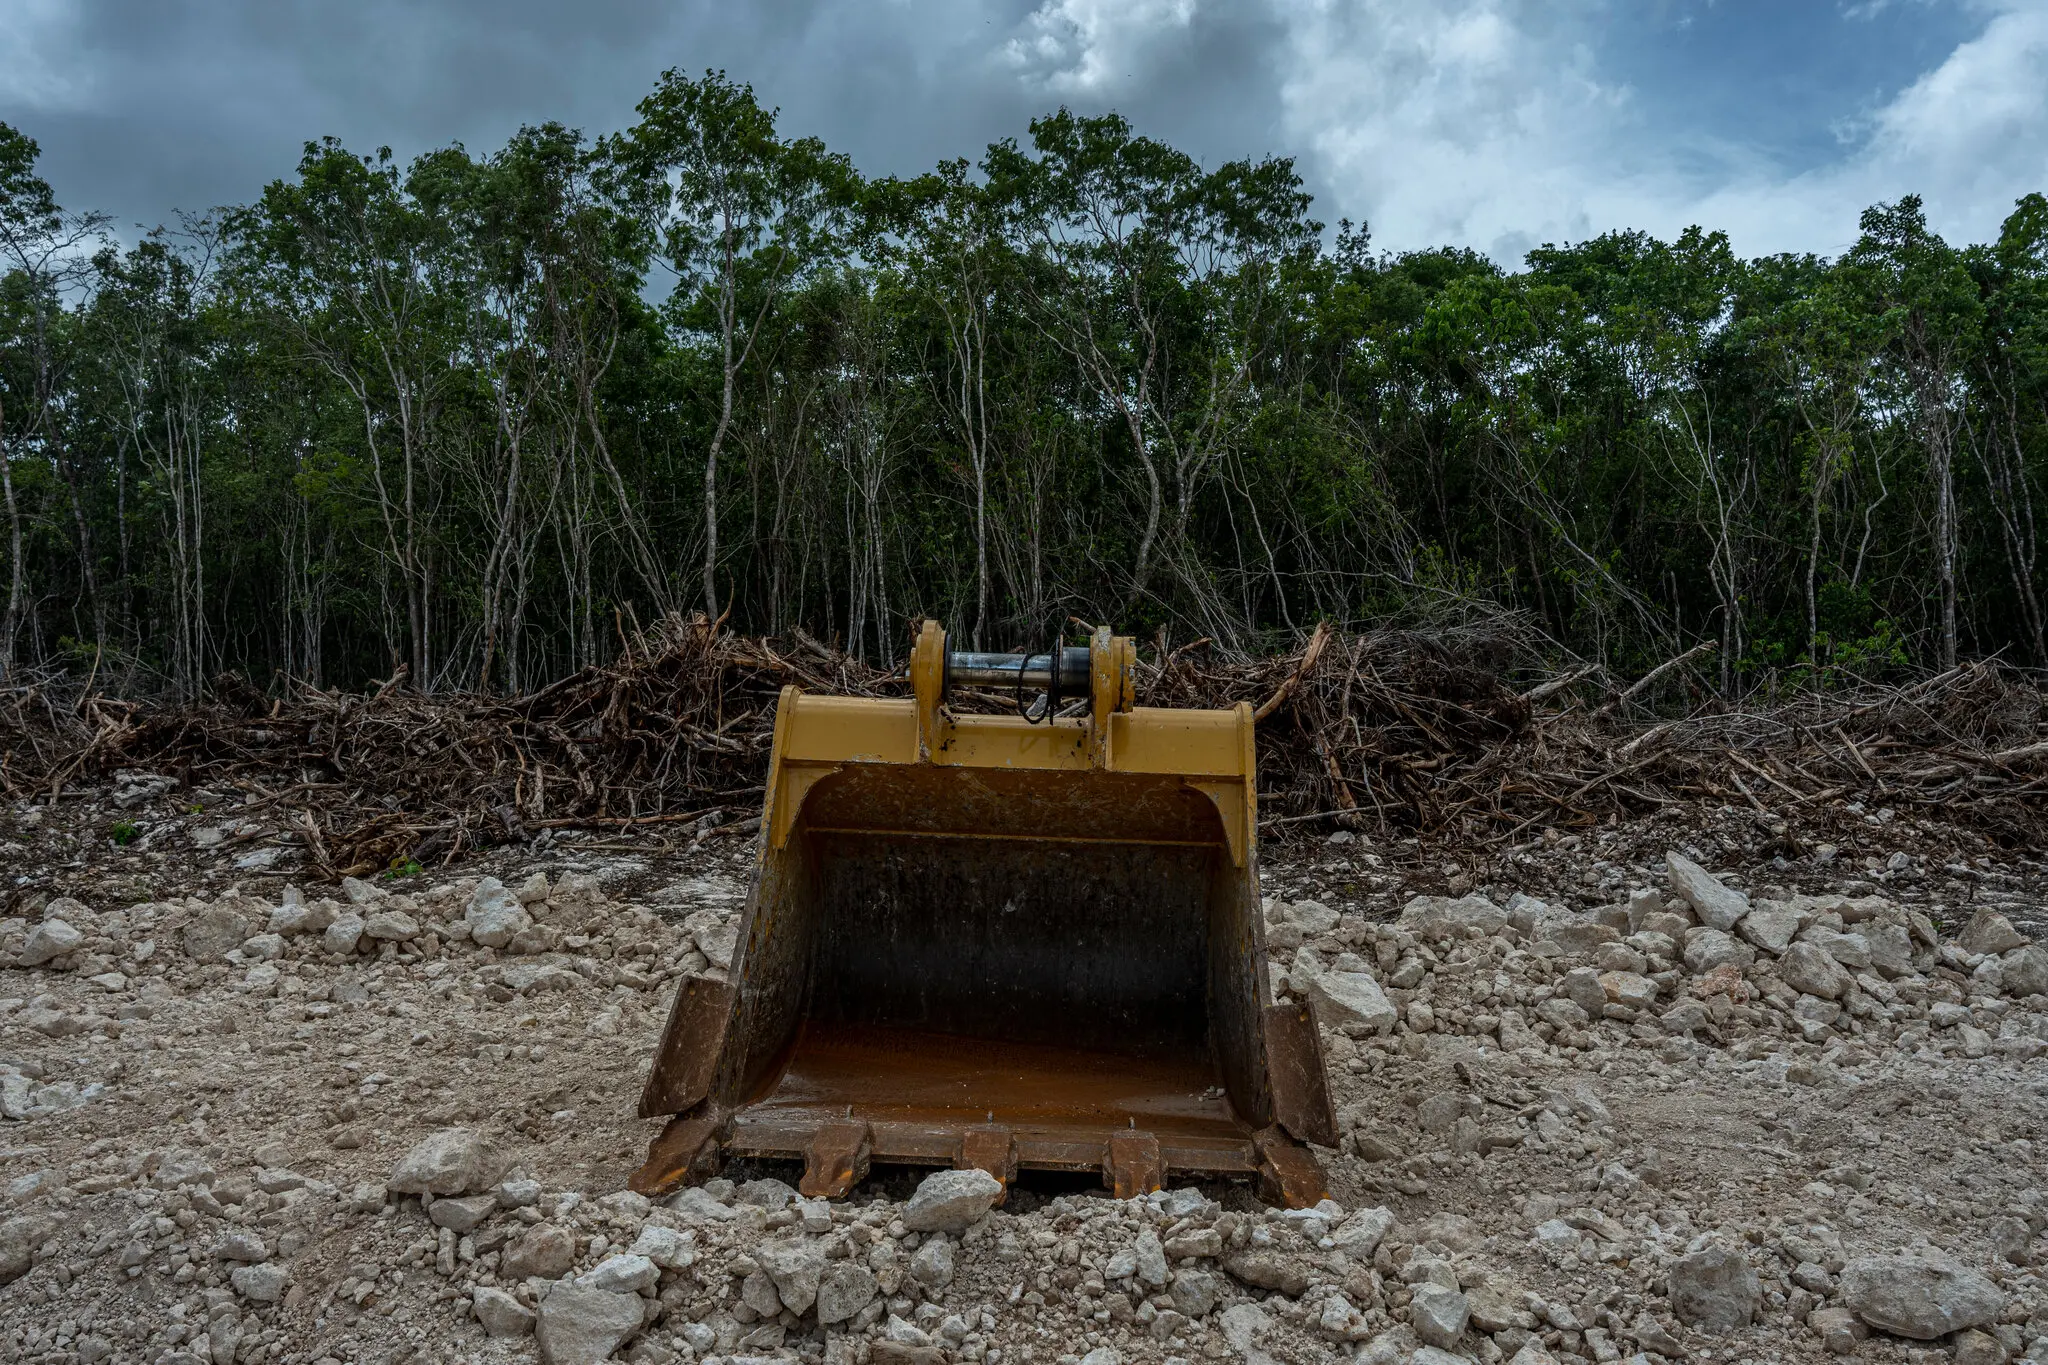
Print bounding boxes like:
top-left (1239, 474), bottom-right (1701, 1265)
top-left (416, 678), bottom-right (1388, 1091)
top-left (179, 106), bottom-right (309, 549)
top-left (1399, 894), bottom-right (1508, 936)
top-left (535, 1283), bottom-right (644, 1365)
top-left (1410, 1282), bottom-right (1469, 1349)
top-left (322, 914), bottom-right (364, 955)
top-left (578, 1253), bottom-right (659, 1295)
top-left (1330, 1205), bottom-right (1396, 1257)
top-left (1778, 942), bottom-right (1851, 1000)
top-left (1666, 852), bottom-right (1749, 930)
top-left (1666, 1245), bottom-right (1760, 1331)
top-left (362, 910), bottom-right (419, 942)
top-left (1290, 900), bottom-right (1341, 936)
top-left (628, 1225), bottom-right (695, 1270)
top-left (182, 904), bottom-right (252, 961)
top-left (1308, 971), bottom-right (1398, 1035)
top-left (909, 1234), bottom-right (956, 1288)
top-left (429, 1193), bottom-right (497, 1233)
top-left (466, 877), bottom-right (532, 950)
top-left (816, 1260), bottom-right (878, 1324)
top-left (1839, 1252), bottom-right (2004, 1340)
top-left (241, 932), bottom-right (285, 962)
top-left (756, 1237), bottom-right (825, 1314)
top-left (386, 1128), bottom-right (509, 1196)
top-left (902, 1167), bottom-right (1004, 1232)
top-left (1738, 903), bottom-right (1803, 955)
top-left (665, 1187), bottom-right (738, 1221)
top-left (1958, 909), bottom-right (2029, 956)
top-left (473, 1286), bottom-right (535, 1338)
top-left (230, 1262), bottom-right (288, 1302)
top-left (1133, 1228), bottom-right (1168, 1286)
top-left (19, 920), bottom-right (82, 967)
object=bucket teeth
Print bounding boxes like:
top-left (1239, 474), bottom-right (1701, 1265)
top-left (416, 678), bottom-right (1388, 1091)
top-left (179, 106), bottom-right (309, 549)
top-left (958, 1125), bottom-right (1017, 1204)
top-left (798, 1120), bottom-right (873, 1199)
top-left (1104, 1129), bottom-right (1164, 1200)
top-left (1253, 1126), bottom-right (1329, 1209)
top-left (629, 1106), bottom-right (727, 1198)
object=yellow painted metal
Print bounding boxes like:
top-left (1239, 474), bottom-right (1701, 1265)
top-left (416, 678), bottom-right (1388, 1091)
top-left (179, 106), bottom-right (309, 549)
top-left (764, 626), bottom-right (1255, 863)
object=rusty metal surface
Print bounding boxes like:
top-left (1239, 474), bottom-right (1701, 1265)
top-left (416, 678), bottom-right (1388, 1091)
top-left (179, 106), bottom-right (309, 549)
top-left (798, 1119), bottom-right (873, 1199)
top-left (637, 975), bottom-right (737, 1118)
top-left (958, 1124), bottom-right (1017, 1195)
top-left (1253, 1126), bottom-right (1330, 1209)
top-left (629, 1106), bottom-right (728, 1197)
top-left (1262, 1001), bottom-right (1339, 1148)
top-left (1105, 1129), bottom-right (1165, 1199)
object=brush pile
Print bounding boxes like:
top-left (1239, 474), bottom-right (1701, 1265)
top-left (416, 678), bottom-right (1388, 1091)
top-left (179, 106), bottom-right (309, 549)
top-left (0, 615), bottom-right (2042, 875)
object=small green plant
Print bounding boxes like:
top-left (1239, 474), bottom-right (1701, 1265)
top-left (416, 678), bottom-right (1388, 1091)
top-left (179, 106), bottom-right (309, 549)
top-left (385, 857), bottom-right (423, 880)
top-left (110, 820), bottom-right (140, 846)
top-left (187, 802), bottom-right (205, 815)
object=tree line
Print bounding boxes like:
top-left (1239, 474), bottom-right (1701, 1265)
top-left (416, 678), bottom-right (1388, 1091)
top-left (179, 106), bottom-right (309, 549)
top-left (1, 70), bottom-right (2045, 698)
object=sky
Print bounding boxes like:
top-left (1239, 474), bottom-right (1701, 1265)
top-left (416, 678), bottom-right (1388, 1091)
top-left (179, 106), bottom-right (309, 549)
top-left (3, 0), bottom-right (2045, 264)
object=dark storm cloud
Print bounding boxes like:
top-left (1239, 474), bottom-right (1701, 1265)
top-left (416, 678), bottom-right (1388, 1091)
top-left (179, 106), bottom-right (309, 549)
top-left (3, 0), bottom-right (1295, 233)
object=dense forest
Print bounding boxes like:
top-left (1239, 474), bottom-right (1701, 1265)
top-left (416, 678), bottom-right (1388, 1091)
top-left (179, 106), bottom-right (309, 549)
top-left (1, 70), bottom-right (2045, 698)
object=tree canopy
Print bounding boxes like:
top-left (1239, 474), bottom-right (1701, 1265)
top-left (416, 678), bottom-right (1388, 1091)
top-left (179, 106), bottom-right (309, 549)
top-left (0, 73), bottom-right (2045, 697)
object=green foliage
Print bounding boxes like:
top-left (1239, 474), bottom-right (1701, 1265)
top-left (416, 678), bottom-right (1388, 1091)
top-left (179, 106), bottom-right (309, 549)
top-left (109, 819), bottom-right (139, 846)
top-left (0, 92), bottom-right (2043, 702)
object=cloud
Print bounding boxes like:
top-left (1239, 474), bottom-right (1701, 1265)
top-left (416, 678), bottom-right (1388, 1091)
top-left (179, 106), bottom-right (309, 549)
top-left (1, 0), bottom-right (2041, 261)
top-left (1271, 0), bottom-right (2048, 260)
top-left (0, 0), bottom-right (89, 113)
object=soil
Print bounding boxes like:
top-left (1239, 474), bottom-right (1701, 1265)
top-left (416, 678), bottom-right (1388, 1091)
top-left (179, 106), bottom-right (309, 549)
top-left (2, 781), bottom-right (2045, 1365)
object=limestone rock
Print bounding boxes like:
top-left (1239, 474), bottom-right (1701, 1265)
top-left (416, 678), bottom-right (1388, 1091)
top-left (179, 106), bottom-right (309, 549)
top-left (387, 1127), bottom-right (509, 1196)
top-left (1559, 967), bottom-right (1607, 1017)
top-left (1739, 903), bottom-right (1803, 955)
top-left (1666, 852), bottom-right (1749, 930)
top-left (627, 1225), bottom-right (695, 1271)
top-left (579, 1253), bottom-right (659, 1295)
top-left (503, 1223), bottom-right (576, 1280)
top-left (1170, 1269), bottom-right (1223, 1319)
top-left (0, 1214), bottom-right (53, 1285)
top-left (230, 1262), bottom-right (288, 1302)
top-left (757, 1237), bottom-right (825, 1314)
top-left (1682, 928), bottom-right (1751, 975)
top-left (362, 910), bottom-right (420, 942)
top-left (909, 1234), bottom-right (956, 1288)
top-left (2002, 944), bottom-right (2048, 998)
top-left (816, 1261), bottom-right (878, 1325)
top-left (1223, 1249), bottom-right (1309, 1296)
top-left (466, 877), bottom-right (533, 950)
top-left (1399, 895), bottom-right (1508, 937)
top-left (1666, 1245), bottom-right (1760, 1331)
top-left (1410, 1283), bottom-right (1469, 1349)
top-left (1838, 1252), bottom-right (2004, 1340)
top-left (19, 920), bottom-right (82, 967)
top-left (902, 1168), bottom-right (1003, 1232)
top-left (322, 914), bottom-right (364, 956)
top-left (427, 1193), bottom-right (497, 1234)
top-left (1959, 909), bottom-right (2029, 956)
top-left (1779, 942), bottom-right (1852, 1000)
top-left (474, 1286), bottom-right (536, 1338)
top-left (1308, 971), bottom-right (1398, 1034)
top-left (536, 1282), bottom-right (645, 1365)
top-left (1330, 1206), bottom-right (1396, 1258)
top-left (183, 904), bottom-right (252, 961)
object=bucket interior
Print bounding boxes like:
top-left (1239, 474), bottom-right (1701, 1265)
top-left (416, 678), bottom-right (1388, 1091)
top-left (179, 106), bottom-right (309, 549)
top-left (720, 762), bottom-right (1268, 1159)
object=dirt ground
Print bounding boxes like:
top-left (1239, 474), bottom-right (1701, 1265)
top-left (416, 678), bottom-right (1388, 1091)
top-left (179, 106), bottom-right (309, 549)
top-left (3, 780), bottom-right (2046, 1365)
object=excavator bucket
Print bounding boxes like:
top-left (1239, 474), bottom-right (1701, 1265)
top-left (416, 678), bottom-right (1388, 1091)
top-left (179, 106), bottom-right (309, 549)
top-left (631, 623), bottom-right (1336, 1207)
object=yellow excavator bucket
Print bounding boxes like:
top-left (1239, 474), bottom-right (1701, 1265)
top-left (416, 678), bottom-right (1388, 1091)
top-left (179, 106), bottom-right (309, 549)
top-left (631, 623), bottom-right (1335, 1206)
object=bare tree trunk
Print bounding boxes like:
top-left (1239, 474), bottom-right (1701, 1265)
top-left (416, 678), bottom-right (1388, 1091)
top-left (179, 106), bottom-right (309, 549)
top-left (0, 399), bottom-right (23, 681)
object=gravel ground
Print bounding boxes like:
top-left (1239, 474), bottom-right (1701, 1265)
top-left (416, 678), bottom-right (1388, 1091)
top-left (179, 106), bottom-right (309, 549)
top-left (3, 781), bottom-right (2047, 1365)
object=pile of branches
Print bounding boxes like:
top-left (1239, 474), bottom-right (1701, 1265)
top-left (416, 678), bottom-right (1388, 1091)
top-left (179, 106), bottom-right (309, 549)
top-left (0, 617), bottom-right (903, 874)
top-left (1233, 625), bottom-right (2048, 846)
top-left (0, 615), bottom-right (2043, 875)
